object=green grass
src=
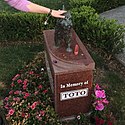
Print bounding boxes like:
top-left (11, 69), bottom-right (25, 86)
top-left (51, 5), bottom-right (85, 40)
top-left (102, 72), bottom-right (125, 122)
top-left (0, 43), bottom-right (43, 82)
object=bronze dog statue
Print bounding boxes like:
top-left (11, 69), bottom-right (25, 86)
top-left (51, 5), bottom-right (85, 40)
top-left (54, 11), bottom-right (73, 52)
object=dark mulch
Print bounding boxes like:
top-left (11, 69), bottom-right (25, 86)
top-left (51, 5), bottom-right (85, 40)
top-left (0, 108), bottom-right (8, 125)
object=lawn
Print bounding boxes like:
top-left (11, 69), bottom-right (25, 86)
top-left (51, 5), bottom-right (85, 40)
top-left (0, 43), bottom-right (44, 100)
top-left (0, 43), bottom-right (43, 82)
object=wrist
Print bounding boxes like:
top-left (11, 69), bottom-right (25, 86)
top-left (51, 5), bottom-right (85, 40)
top-left (48, 9), bottom-right (52, 15)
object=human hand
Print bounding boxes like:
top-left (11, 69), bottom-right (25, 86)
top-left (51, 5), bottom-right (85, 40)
top-left (51, 10), bottom-right (67, 18)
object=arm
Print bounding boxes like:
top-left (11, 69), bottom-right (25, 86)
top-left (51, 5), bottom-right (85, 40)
top-left (5, 0), bottom-right (66, 18)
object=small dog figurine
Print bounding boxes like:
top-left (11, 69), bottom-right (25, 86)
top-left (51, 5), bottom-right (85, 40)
top-left (54, 11), bottom-right (73, 52)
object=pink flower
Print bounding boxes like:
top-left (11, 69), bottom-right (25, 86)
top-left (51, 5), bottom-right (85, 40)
top-left (4, 97), bottom-right (9, 101)
top-left (4, 104), bottom-right (9, 109)
top-left (21, 112), bottom-right (25, 117)
top-left (23, 79), bottom-right (28, 85)
top-left (29, 71), bottom-right (34, 74)
top-left (95, 90), bottom-right (106, 98)
top-left (36, 115), bottom-right (42, 121)
top-left (95, 84), bottom-right (101, 90)
top-left (13, 97), bottom-right (20, 102)
top-left (30, 102), bottom-right (38, 110)
top-left (8, 109), bottom-right (15, 115)
top-left (38, 85), bottom-right (42, 89)
top-left (23, 84), bottom-right (27, 90)
top-left (14, 90), bottom-right (20, 95)
top-left (95, 102), bottom-right (104, 111)
top-left (24, 93), bottom-right (30, 99)
top-left (33, 101), bottom-right (38, 106)
top-left (22, 92), bottom-right (26, 95)
top-left (40, 110), bottom-right (45, 116)
top-left (11, 83), bottom-right (14, 87)
top-left (17, 79), bottom-right (22, 84)
top-left (34, 91), bottom-right (39, 95)
top-left (25, 92), bottom-right (30, 97)
top-left (102, 98), bottom-right (109, 104)
top-left (9, 90), bottom-right (13, 95)
top-left (30, 104), bottom-right (36, 110)
top-left (12, 74), bottom-right (20, 81)
top-left (43, 89), bottom-right (48, 94)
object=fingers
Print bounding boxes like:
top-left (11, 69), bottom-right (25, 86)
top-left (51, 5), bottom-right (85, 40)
top-left (51, 10), bottom-right (67, 18)
top-left (58, 10), bottom-right (67, 14)
top-left (58, 10), bottom-right (67, 18)
top-left (57, 15), bottom-right (65, 18)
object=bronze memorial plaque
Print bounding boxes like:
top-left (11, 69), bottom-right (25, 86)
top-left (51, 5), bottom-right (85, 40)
top-left (43, 29), bottom-right (95, 118)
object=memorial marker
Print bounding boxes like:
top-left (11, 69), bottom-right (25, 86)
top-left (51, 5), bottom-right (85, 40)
top-left (43, 9), bottom-right (95, 118)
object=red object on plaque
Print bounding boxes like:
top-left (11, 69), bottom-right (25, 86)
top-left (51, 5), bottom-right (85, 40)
top-left (74, 44), bottom-right (79, 55)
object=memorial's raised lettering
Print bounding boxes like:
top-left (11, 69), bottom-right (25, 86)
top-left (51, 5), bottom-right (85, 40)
top-left (60, 80), bottom-right (88, 89)
top-left (60, 88), bottom-right (88, 101)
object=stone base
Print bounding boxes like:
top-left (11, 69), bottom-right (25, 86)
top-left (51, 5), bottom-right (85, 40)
top-left (43, 29), bottom-right (95, 118)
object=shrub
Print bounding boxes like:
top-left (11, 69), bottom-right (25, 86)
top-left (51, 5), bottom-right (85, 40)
top-left (69, 0), bottom-right (125, 13)
top-left (0, 12), bottom-right (55, 42)
top-left (71, 6), bottom-right (125, 57)
top-left (31, 0), bottom-right (69, 10)
top-left (0, 4), bottom-right (125, 57)
top-left (92, 0), bottom-right (125, 13)
top-left (3, 53), bottom-right (61, 125)
top-left (69, 0), bottom-right (96, 8)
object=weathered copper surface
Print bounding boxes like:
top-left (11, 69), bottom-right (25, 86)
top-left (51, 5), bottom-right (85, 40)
top-left (43, 29), bottom-right (95, 118)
